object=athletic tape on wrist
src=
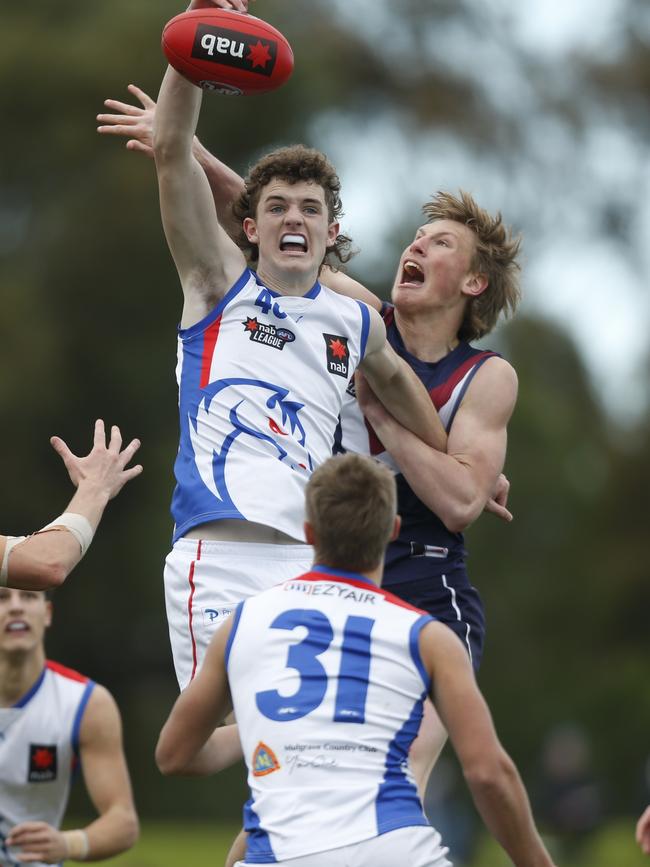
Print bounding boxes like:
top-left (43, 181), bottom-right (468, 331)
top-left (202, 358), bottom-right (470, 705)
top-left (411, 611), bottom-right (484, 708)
top-left (62, 829), bottom-right (90, 861)
top-left (0, 536), bottom-right (27, 586)
top-left (40, 513), bottom-right (95, 557)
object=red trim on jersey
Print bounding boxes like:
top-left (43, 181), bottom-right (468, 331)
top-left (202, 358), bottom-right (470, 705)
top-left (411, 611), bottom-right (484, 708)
top-left (46, 660), bottom-right (88, 683)
top-left (291, 571), bottom-right (428, 616)
top-left (429, 351), bottom-right (496, 410)
top-left (188, 540), bottom-right (202, 681)
top-left (200, 315), bottom-right (223, 389)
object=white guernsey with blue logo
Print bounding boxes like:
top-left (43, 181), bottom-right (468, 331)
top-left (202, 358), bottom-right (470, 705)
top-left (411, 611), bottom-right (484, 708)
top-left (171, 269), bottom-right (370, 543)
top-left (225, 566), bottom-right (434, 864)
top-left (0, 661), bottom-right (95, 867)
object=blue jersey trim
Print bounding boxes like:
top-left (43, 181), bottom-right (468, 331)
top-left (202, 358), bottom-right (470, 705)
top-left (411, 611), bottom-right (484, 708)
top-left (445, 353), bottom-right (496, 431)
top-left (356, 301), bottom-right (371, 359)
top-left (312, 564), bottom-right (374, 586)
top-left (71, 680), bottom-right (96, 758)
top-left (409, 615), bottom-right (434, 691)
top-left (243, 797), bottom-right (277, 862)
top-left (13, 667), bottom-right (47, 708)
top-left (254, 272), bottom-right (321, 301)
top-left (178, 268), bottom-right (251, 341)
top-left (224, 601), bottom-right (245, 670)
top-left (375, 697), bottom-right (428, 833)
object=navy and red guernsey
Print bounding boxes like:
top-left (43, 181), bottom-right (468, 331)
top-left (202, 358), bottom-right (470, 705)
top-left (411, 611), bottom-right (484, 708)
top-left (337, 303), bottom-right (501, 669)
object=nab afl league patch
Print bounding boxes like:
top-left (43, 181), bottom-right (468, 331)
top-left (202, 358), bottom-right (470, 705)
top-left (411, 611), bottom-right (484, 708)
top-left (323, 333), bottom-right (350, 378)
top-left (243, 317), bottom-right (295, 351)
top-left (192, 24), bottom-right (278, 77)
top-left (28, 744), bottom-right (57, 782)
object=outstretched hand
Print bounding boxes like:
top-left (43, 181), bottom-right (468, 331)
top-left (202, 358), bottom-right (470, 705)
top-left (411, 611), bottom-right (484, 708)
top-left (50, 420), bottom-right (142, 501)
top-left (97, 84), bottom-right (156, 159)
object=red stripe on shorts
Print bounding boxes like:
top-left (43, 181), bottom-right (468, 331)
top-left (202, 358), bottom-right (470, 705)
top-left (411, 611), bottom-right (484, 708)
top-left (187, 540), bottom-right (202, 681)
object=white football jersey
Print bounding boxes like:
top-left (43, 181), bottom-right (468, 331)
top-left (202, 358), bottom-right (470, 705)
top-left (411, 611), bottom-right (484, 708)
top-left (171, 269), bottom-right (371, 543)
top-left (0, 661), bottom-right (94, 867)
top-left (226, 566), bottom-right (434, 863)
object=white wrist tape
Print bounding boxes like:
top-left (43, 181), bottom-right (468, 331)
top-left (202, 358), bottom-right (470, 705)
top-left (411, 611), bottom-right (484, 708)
top-left (0, 536), bottom-right (27, 586)
top-left (62, 829), bottom-right (90, 861)
top-left (40, 513), bottom-right (95, 557)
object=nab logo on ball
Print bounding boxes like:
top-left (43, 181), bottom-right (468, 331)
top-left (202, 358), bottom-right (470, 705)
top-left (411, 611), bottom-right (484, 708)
top-left (192, 24), bottom-right (277, 77)
top-left (28, 744), bottom-right (57, 783)
top-left (323, 333), bottom-right (350, 378)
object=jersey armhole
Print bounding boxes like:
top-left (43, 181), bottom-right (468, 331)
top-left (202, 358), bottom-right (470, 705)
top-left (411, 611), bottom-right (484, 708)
top-left (224, 601), bottom-right (245, 671)
top-left (409, 615), bottom-right (435, 691)
top-left (356, 300), bottom-right (371, 360)
top-left (178, 268), bottom-right (252, 341)
top-left (71, 680), bottom-right (96, 760)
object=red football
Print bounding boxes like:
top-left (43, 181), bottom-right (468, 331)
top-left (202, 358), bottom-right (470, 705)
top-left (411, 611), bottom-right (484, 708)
top-left (162, 9), bottom-right (294, 96)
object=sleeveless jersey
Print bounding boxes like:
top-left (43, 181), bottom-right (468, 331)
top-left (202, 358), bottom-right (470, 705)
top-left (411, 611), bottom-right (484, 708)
top-left (226, 565), bottom-right (434, 863)
top-left (0, 661), bottom-right (95, 867)
top-left (171, 269), bottom-right (370, 543)
top-left (338, 303), bottom-right (499, 586)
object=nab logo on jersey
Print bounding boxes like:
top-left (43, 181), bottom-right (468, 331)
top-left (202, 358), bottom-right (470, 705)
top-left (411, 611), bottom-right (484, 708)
top-left (243, 317), bottom-right (295, 351)
top-left (28, 744), bottom-right (57, 783)
top-left (252, 741), bottom-right (280, 777)
top-left (323, 333), bottom-right (349, 378)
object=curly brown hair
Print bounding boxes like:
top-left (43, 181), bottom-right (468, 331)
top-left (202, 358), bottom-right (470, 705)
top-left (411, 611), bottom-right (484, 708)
top-left (423, 190), bottom-right (522, 341)
top-left (232, 144), bottom-right (353, 266)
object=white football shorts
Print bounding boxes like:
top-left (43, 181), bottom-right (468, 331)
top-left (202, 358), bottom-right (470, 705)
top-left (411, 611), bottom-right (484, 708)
top-left (163, 538), bottom-right (313, 690)
top-left (234, 826), bottom-right (451, 867)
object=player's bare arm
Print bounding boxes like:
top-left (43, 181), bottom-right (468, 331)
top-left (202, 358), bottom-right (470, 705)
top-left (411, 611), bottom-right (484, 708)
top-left (358, 308), bottom-right (447, 452)
top-left (156, 617), bottom-right (235, 775)
top-left (320, 265), bottom-right (383, 311)
top-left (6, 686), bottom-right (138, 863)
top-left (637, 805), bottom-right (650, 855)
top-left (153, 62), bottom-right (246, 328)
top-left (359, 356), bottom-right (517, 532)
top-left (420, 623), bottom-right (556, 867)
top-left (1, 421), bottom-right (142, 591)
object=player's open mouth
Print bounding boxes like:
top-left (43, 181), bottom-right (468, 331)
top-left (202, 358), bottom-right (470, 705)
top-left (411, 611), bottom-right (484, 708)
top-left (6, 621), bottom-right (29, 633)
top-left (280, 234), bottom-right (308, 253)
top-left (400, 260), bottom-right (425, 286)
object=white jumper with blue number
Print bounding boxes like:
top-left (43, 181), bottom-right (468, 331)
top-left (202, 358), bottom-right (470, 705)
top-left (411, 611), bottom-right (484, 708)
top-left (171, 269), bottom-right (370, 543)
top-left (225, 566), bottom-right (434, 864)
top-left (0, 661), bottom-right (95, 867)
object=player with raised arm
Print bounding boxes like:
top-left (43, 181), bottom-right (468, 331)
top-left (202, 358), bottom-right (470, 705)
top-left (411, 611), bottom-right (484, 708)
top-left (0, 585), bottom-right (138, 865)
top-left (98, 79), bottom-right (520, 796)
top-left (1, 420), bottom-right (142, 592)
top-left (156, 454), bottom-right (555, 867)
top-left (134, 0), bottom-right (447, 691)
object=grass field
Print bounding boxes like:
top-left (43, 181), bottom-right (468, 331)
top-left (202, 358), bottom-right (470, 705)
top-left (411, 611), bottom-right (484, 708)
top-left (83, 818), bottom-right (648, 866)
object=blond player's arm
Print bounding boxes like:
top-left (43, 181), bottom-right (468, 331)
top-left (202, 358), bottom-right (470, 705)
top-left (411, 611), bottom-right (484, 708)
top-left (421, 623), bottom-right (556, 867)
top-left (156, 616), bottom-right (237, 775)
top-left (6, 687), bottom-right (138, 863)
top-left (1, 421), bottom-right (141, 591)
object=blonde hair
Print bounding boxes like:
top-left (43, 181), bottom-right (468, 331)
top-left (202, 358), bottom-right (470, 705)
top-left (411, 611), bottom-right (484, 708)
top-left (305, 454), bottom-right (396, 572)
top-left (423, 190), bottom-right (522, 340)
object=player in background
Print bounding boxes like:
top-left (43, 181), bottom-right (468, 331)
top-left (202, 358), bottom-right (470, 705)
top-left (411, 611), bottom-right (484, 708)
top-left (98, 79), bottom-right (519, 796)
top-left (1, 420), bottom-right (142, 592)
top-left (156, 454), bottom-right (555, 867)
top-left (126, 0), bottom-right (446, 692)
top-left (637, 806), bottom-right (650, 855)
top-left (0, 585), bottom-right (139, 865)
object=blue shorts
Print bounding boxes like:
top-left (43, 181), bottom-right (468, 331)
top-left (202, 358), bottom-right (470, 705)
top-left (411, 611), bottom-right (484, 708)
top-left (384, 566), bottom-right (485, 671)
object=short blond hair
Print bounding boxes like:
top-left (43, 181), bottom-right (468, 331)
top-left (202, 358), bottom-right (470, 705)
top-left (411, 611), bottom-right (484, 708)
top-left (423, 190), bottom-right (522, 340)
top-left (305, 454), bottom-right (396, 573)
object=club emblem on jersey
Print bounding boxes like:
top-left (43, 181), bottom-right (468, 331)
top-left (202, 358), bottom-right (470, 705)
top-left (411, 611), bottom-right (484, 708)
top-left (243, 317), bottom-right (296, 351)
top-left (323, 333), bottom-right (349, 378)
top-left (188, 379), bottom-right (315, 512)
top-left (28, 744), bottom-right (57, 782)
top-left (252, 742), bottom-right (280, 777)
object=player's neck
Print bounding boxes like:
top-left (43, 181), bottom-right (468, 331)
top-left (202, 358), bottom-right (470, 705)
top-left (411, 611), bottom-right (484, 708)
top-left (0, 647), bottom-right (46, 707)
top-left (256, 264), bottom-right (319, 298)
top-left (394, 307), bottom-right (461, 362)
